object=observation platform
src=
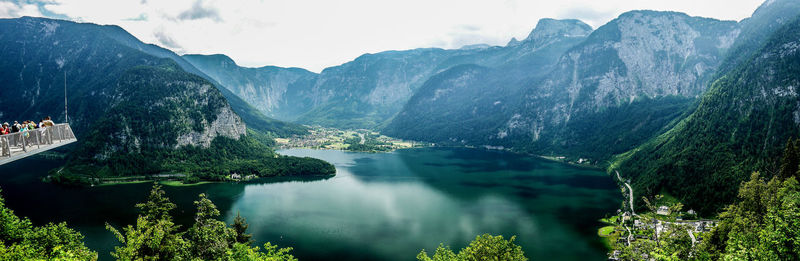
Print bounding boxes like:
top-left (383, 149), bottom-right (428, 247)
top-left (0, 123), bottom-right (77, 166)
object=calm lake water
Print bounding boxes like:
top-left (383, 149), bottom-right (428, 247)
top-left (0, 148), bottom-right (621, 260)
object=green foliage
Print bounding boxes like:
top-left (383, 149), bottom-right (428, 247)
top-left (417, 234), bottom-right (527, 261)
top-left (106, 216), bottom-right (189, 260)
top-left (136, 184), bottom-right (177, 221)
top-left (108, 185), bottom-right (188, 260)
top-left (0, 188), bottom-right (97, 260)
top-left (232, 212), bottom-right (253, 245)
top-left (699, 173), bottom-right (800, 260)
top-left (186, 194), bottom-right (236, 260)
top-left (344, 135), bottom-right (392, 152)
top-left (617, 144), bottom-right (800, 260)
top-left (108, 184), bottom-right (297, 260)
top-left (779, 139), bottom-right (800, 180)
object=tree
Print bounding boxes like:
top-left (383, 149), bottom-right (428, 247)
top-left (135, 184), bottom-right (177, 221)
top-left (698, 172), bottom-right (800, 260)
top-left (649, 224), bottom-right (693, 261)
top-left (642, 194), bottom-right (664, 246)
top-left (0, 188), bottom-right (97, 260)
top-left (107, 184), bottom-right (188, 260)
top-left (417, 234), bottom-right (527, 261)
top-left (107, 185), bottom-right (300, 260)
top-left (232, 212), bottom-right (253, 245)
top-left (779, 138), bottom-right (799, 180)
top-left (186, 193), bottom-right (236, 260)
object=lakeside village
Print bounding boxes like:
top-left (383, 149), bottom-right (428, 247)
top-left (275, 126), bottom-right (428, 152)
top-left (600, 175), bottom-right (719, 260)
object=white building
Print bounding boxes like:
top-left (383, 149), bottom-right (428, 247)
top-left (657, 205), bottom-right (670, 215)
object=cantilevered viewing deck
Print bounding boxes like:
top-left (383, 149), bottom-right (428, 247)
top-left (0, 124), bottom-right (77, 166)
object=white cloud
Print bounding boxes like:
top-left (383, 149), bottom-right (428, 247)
top-left (6, 0), bottom-right (766, 72)
top-left (0, 2), bottom-right (43, 18)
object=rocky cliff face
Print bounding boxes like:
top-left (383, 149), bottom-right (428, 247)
top-left (499, 11), bottom-right (739, 145)
top-left (524, 18), bottom-right (593, 50)
top-left (386, 12), bottom-right (739, 160)
top-left (174, 85), bottom-right (245, 148)
top-left (384, 18), bottom-right (595, 145)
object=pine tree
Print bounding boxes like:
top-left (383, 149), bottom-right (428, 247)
top-left (778, 138), bottom-right (799, 180)
top-left (107, 184), bottom-right (188, 260)
top-left (134, 184), bottom-right (176, 221)
top-left (186, 193), bottom-right (236, 260)
top-left (232, 212), bottom-right (253, 245)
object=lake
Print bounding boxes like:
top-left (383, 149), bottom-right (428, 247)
top-left (0, 147), bottom-right (621, 260)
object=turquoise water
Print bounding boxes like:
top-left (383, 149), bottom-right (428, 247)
top-left (0, 148), bottom-right (620, 260)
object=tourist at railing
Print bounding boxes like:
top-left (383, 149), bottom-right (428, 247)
top-left (11, 121), bottom-right (20, 133)
top-left (0, 117), bottom-right (59, 135)
top-left (41, 116), bottom-right (55, 127)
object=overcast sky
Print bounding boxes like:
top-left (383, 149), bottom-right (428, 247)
top-left (1, 0), bottom-right (765, 72)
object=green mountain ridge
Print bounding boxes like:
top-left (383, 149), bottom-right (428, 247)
top-left (0, 16), bottom-right (333, 184)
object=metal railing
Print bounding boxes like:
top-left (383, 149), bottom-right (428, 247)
top-left (0, 123), bottom-right (76, 158)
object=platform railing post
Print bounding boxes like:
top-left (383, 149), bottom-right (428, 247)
top-left (36, 130), bottom-right (41, 149)
top-left (1, 136), bottom-right (8, 157)
top-left (22, 131), bottom-right (27, 152)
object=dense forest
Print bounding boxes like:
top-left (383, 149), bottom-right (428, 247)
top-left (613, 139), bottom-right (800, 260)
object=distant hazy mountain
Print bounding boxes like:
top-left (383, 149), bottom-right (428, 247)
top-left (386, 12), bottom-right (738, 160)
top-left (183, 54), bottom-right (318, 121)
top-left (716, 0), bottom-right (800, 75)
top-left (186, 19), bottom-right (595, 130)
top-left (614, 0), bottom-right (800, 215)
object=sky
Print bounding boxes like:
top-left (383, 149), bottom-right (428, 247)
top-left (1, 0), bottom-right (765, 72)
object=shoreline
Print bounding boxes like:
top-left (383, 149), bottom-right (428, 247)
top-left (92, 173), bottom-right (336, 187)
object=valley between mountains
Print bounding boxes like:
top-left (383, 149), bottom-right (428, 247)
top-left (1, 0), bottom-right (800, 260)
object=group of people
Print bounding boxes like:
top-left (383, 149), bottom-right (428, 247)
top-left (0, 116), bottom-right (55, 135)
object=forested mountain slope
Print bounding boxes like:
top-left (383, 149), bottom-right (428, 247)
top-left (613, 13), bottom-right (800, 215)
top-left (0, 17), bottom-right (333, 184)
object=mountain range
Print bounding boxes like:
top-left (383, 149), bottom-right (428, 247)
top-left (179, 0), bottom-right (800, 214)
top-left (3, 0), bottom-right (800, 214)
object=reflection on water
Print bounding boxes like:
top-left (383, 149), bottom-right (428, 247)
top-left (0, 148), bottom-right (620, 261)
